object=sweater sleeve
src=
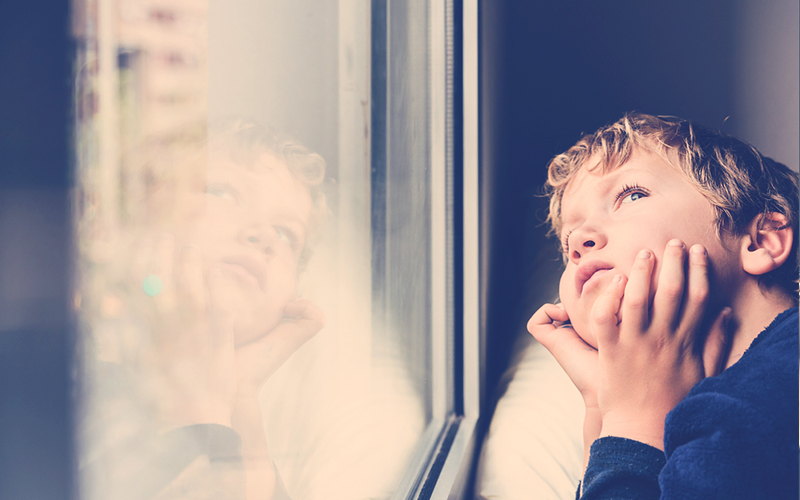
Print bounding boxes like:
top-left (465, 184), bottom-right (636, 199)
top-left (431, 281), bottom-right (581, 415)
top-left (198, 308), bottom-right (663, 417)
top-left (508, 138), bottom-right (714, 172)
top-left (581, 381), bottom-right (798, 500)
top-left (84, 424), bottom-right (247, 500)
top-left (580, 436), bottom-right (665, 500)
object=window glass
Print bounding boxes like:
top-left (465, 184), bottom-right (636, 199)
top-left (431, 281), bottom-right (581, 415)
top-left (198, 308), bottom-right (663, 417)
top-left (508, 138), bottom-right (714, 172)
top-left (73, 1), bottom-right (440, 499)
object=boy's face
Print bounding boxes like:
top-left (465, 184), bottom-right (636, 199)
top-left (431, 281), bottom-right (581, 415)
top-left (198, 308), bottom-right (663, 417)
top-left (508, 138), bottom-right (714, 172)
top-left (557, 149), bottom-right (742, 348)
top-left (167, 151), bottom-right (313, 346)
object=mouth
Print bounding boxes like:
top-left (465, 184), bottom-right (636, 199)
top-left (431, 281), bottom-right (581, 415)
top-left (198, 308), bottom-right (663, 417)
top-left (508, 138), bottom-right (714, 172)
top-left (575, 261), bottom-right (614, 296)
top-left (220, 255), bottom-right (267, 291)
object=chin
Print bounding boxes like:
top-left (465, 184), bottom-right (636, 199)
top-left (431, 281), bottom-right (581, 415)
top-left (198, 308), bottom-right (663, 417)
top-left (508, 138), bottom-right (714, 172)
top-left (570, 316), bottom-right (598, 350)
top-left (578, 331), bottom-right (598, 350)
top-left (232, 311), bottom-right (284, 346)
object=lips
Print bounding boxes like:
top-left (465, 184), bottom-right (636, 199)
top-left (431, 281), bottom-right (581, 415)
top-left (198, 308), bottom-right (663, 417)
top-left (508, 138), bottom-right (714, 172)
top-left (575, 260), bottom-right (614, 296)
top-left (220, 255), bottom-right (268, 291)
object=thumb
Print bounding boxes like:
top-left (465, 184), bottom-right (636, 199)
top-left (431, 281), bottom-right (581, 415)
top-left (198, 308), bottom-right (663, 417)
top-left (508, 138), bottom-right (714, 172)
top-left (281, 298), bottom-right (326, 343)
top-left (702, 307), bottom-right (732, 377)
top-left (207, 268), bottom-right (236, 351)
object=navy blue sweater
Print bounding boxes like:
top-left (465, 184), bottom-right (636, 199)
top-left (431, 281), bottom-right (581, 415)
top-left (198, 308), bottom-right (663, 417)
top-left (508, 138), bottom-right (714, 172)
top-left (581, 307), bottom-right (799, 499)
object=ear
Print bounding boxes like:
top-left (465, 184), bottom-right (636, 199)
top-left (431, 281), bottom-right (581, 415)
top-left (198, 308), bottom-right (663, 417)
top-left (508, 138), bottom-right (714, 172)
top-left (740, 213), bottom-right (794, 276)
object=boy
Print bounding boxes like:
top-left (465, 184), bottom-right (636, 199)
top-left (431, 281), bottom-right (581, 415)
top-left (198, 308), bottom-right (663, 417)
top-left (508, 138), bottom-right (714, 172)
top-left (528, 113), bottom-right (798, 499)
top-left (81, 119), bottom-right (326, 500)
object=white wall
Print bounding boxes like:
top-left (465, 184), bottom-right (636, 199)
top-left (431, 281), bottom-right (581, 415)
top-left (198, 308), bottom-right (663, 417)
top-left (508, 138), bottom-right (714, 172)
top-left (733, 0), bottom-right (799, 171)
top-left (208, 0), bottom-right (339, 174)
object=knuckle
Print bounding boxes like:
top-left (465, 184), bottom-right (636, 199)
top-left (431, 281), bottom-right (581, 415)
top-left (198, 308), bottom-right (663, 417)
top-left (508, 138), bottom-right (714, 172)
top-left (590, 305), bottom-right (616, 325)
top-left (688, 282), bottom-right (709, 303)
top-left (632, 259), bottom-right (652, 273)
top-left (624, 293), bottom-right (648, 309)
top-left (690, 253), bottom-right (708, 269)
top-left (661, 282), bottom-right (683, 300)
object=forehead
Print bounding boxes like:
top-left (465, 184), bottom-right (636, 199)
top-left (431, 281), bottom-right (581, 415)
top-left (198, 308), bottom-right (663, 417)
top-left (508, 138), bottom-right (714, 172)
top-left (211, 152), bottom-right (301, 187)
top-left (560, 149), bottom-right (686, 222)
top-left (211, 153), bottom-right (313, 213)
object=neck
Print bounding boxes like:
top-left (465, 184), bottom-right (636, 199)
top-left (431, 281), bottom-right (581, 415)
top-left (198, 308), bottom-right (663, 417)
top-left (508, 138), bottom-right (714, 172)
top-left (723, 281), bottom-right (796, 369)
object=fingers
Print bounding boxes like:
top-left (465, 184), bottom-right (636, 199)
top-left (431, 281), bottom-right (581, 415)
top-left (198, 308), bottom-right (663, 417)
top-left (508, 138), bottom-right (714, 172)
top-left (131, 234), bottom-right (177, 351)
top-left (591, 274), bottom-right (626, 346)
top-left (282, 299), bottom-right (326, 342)
top-left (527, 303), bottom-right (570, 341)
top-left (143, 233), bottom-right (176, 312)
top-left (205, 270), bottom-right (237, 417)
top-left (676, 244), bottom-right (710, 337)
top-left (528, 303), bottom-right (599, 405)
top-left (177, 246), bottom-right (206, 314)
top-left (234, 298), bottom-right (325, 391)
top-left (702, 307), bottom-right (732, 377)
top-left (651, 239), bottom-right (686, 329)
top-left (528, 303), bottom-right (582, 352)
top-left (130, 235), bottom-right (153, 292)
top-left (207, 268), bottom-right (236, 352)
top-left (621, 248), bottom-right (655, 333)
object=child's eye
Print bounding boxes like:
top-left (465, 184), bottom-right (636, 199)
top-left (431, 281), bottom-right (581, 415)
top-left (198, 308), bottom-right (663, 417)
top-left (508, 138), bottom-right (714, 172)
top-left (615, 183), bottom-right (650, 206)
top-left (206, 183), bottom-right (239, 202)
top-left (274, 226), bottom-right (299, 250)
top-left (621, 191), bottom-right (646, 204)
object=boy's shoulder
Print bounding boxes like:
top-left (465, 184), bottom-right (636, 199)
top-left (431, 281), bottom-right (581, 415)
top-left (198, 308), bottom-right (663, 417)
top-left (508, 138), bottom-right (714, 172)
top-left (661, 308), bottom-right (799, 498)
top-left (746, 306), bottom-right (798, 352)
top-left (666, 307), bottom-right (798, 443)
top-left (695, 306), bottom-right (798, 395)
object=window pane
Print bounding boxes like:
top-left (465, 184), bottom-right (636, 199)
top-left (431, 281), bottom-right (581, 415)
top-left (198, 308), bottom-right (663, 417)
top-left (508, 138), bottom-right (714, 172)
top-left (73, 1), bottom-right (441, 499)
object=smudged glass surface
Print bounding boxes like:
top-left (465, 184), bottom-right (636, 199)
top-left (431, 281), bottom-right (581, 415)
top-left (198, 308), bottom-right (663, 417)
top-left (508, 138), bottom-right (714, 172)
top-left (73, 1), bottom-right (432, 499)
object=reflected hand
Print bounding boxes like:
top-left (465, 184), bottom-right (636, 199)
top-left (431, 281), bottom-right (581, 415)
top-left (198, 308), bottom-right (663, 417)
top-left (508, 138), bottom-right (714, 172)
top-left (126, 234), bottom-right (237, 428)
top-left (234, 298), bottom-right (325, 397)
top-left (230, 298), bottom-right (324, 500)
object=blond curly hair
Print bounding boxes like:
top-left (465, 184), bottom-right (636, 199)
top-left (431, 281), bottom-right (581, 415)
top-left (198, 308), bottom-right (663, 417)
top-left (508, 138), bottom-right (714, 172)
top-left (545, 113), bottom-right (799, 296)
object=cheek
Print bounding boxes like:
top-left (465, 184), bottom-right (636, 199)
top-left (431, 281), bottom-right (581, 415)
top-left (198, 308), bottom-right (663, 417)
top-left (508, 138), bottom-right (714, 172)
top-left (262, 258), bottom-right (300, 306)
top-left (558, 271), bottom-right (570, 304)
top-left (172, 214), bottom-right (236, 250)
top-left (231, 279), bottom-right (297, 347)
top-left (558, 269), bottom-right (601, 349)
top-left (558, 270), bottom-right (575, 315)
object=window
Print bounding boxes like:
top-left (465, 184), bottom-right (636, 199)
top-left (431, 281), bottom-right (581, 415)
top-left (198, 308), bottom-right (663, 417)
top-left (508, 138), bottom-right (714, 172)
top-left (70, 1), bottom-right (479, 499)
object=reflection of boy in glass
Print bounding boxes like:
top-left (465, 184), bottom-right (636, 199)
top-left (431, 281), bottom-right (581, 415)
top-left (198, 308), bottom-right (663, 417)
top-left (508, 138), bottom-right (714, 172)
top-left (528, 114), bottom-right (798, 499)
top-left (81, 120), bottom-right (327, 500)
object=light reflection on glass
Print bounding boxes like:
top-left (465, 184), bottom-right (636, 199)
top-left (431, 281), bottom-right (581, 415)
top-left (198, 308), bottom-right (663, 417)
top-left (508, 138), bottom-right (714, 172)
top-left (74, 1), bottom-right (429, 499)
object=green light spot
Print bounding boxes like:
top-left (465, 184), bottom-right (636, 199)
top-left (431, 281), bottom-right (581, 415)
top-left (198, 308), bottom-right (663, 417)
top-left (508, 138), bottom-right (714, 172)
top-left (143, 274), bottom-right (163, 297)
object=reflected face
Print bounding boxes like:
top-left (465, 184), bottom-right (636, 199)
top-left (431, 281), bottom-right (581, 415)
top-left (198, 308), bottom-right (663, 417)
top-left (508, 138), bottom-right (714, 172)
top-left (557, 149), bottom-right (742, 348)
top-left (170, 151), bottom-right (313, 346)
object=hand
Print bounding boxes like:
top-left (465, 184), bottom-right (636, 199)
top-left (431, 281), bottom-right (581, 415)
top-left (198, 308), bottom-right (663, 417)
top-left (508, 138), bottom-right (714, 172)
top-left (591, 240), bottom-right (732, 450)
top-left (528, 304), bottom-right (598, 408)
top-left (234, 298), bottom-right (325, 397)
top-left (528, 303), bottom-right (601, 469)
top-left (125, 234), bottom-right (238, 428)
top-left (231, 299), bottom-right (324, 500)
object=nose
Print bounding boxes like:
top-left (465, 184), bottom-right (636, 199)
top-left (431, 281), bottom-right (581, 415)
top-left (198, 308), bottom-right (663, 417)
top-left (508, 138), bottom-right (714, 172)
top-left (241, 226), bottom-right (276, 256)
top-left (568, 225), bottom-right (606, 264)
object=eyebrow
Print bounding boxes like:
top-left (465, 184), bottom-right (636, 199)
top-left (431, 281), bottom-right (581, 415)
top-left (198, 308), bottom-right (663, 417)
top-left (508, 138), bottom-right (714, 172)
top-left (207, 179), bottom-right (241, 193)
top-left (560, 167), bottom-right (640, 227)
top-left (207, 167), bottom-right (253, 198)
